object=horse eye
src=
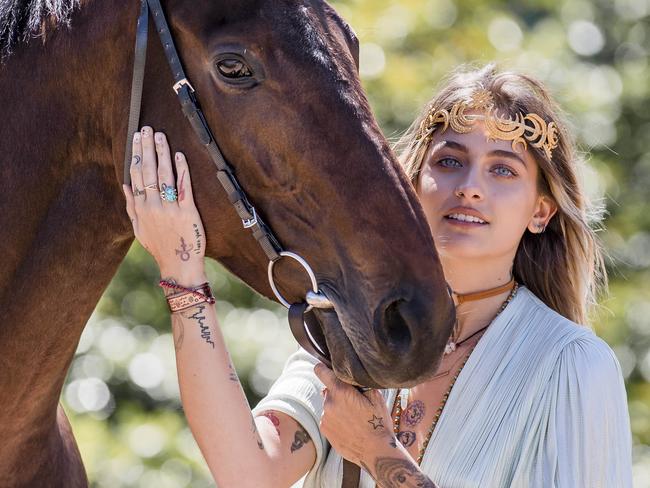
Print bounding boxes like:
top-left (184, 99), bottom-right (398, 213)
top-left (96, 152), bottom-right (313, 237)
top-left (216, 58), bottom-right (253, 78)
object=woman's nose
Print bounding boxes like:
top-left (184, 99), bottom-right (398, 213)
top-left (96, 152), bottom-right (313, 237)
top-left (454, 169), bottom-right (484, 200)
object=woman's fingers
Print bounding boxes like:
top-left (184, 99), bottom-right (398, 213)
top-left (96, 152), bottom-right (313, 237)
top-left (174, 152), bottom-right (194, 208)
top-left (155, 132), bottom-right (178, 206)
top-left (129, 132), bottom-right (146, 211)
top-left (122, 185), bottom-right (138, 226)
top-left (140, 126), bottom-right (161, 207)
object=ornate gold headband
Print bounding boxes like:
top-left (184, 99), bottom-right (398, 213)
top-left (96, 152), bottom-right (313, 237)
top-left (416, 88), bottom-right (559, 160)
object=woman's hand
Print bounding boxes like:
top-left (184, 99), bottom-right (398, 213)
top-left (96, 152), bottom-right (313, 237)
top-left (122, 126), bottom-right (207, 284)
top-left (314, 362), bottom-right (396, 468)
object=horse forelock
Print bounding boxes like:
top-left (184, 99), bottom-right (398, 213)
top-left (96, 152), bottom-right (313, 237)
top-left (0, 0), bottom-right (84, 60)
top-left (281, 4), bottom-right (335, 71)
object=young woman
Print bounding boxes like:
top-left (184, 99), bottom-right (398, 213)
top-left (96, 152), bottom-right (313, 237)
top-left (122, 65), bottom-right (632, 487)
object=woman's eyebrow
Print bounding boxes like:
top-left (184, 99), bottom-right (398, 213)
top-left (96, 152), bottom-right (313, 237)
top-left (439, 140), bottom-right (468, 153)
top-left (488, 149), bottom-right (527, 168)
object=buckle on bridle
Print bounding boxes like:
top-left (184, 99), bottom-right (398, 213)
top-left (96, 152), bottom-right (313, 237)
top-left (173, 78), bottom-right (195, 94)
top-left (242, 208), bottom-right (258, 229)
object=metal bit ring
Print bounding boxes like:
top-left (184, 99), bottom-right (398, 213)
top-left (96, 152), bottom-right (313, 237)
top-left (268, 251), bottom-right (333, 312)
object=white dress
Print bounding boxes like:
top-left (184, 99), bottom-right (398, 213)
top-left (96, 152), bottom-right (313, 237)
top-left (252, 286), bottom-right (633, 487)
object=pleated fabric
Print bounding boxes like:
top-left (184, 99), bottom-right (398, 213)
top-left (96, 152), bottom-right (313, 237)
top-left (251, 286), bottom-right (632, 487)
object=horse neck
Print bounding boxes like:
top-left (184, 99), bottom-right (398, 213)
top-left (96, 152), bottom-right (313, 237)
top-left (0, 0), bottom-right (138, 459)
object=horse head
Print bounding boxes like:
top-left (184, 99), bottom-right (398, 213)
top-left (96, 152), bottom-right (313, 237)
top-left (123, 0), bottom-right (455, 388)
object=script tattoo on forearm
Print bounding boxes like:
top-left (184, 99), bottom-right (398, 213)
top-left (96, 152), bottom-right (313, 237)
top-left (228, 363), bottom-right (238, 382)
top-left (183, 304), bottom-right (214, 348)
top-left (175, 236), bottom-right (193, 262)
top-left (290, 425), bottom-right (311, 453)
top-left (374, 458), bottom-right (438, 488)
top-left (171, 314), bottom-right (184, 352)
top-left (192, 223), bottom-right (203, 255)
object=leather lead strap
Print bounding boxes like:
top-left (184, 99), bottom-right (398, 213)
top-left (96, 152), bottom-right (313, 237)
top-left (288, 303), bottom-right (332, 369)
top-left (342, 461), bottom-right (362, 488)
top-left (123, 0), bottom-right (149, 186)
top-left (123, 0), bottom-right (282, 262)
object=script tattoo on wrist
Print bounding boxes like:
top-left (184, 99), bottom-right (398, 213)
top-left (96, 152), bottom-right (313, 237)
top-left (171, 314), bottom-right (184, 352)
top-left (192, 223), bottom-right (203, 255)
top-left (183, 304), bottom-right (214, 348)
top-left (290, 425), bottom-right (311, 453)
top-left (374, 458), bottom-right (437, 488)
top-left (175, 236), bottom-right (193, 262)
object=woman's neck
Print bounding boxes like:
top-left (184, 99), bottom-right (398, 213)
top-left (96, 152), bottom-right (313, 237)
top-left (442, 254), bottom-right (516, 342)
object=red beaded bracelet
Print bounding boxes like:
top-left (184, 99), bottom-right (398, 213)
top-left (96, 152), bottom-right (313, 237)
top-left (159, 279), bottom-right (216, 313)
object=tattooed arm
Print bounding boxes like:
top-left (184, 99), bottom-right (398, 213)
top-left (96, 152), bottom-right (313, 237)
top-left (169, 279), bottom-right (316, 487)
top-left (313, 363), bottom-right (440, 488)
top-left (122, 127), bottom-right (315, 487)
top-left (361, 437), bottom-right (440, 488)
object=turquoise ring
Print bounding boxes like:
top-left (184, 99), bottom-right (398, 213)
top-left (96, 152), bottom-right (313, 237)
top-left (160, 183), bottom-right (178, 202)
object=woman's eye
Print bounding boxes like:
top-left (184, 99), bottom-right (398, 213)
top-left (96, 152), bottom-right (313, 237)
top-left (216, 58), bottom-right (253, 79)
top-left (493, 165), bottom-right (516, 177)
top-left (437, 157), bottom-right (461, 168)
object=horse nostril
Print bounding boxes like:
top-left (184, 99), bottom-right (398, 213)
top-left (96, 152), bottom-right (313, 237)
top-left (382, 299), bottom-right (412, 352)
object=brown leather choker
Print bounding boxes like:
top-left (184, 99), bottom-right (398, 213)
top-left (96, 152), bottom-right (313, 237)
top-left (444, 278), bottom-right (517, 356)
top-left (451, 277), bottom-right (516, 305)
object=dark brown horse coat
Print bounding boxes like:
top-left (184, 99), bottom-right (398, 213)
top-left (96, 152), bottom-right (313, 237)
top-left (0, 1), bottom-right (454, 486)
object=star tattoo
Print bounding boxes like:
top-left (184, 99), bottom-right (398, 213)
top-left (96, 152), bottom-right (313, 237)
top-left (368, 414), bottom-right (385, 430)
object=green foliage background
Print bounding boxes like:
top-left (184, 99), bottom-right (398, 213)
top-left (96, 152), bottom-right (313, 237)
top-left (64, 1), bottom-right (650, 486)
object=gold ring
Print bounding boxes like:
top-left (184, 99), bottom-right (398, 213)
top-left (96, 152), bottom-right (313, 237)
top-left (144, 183), bottom-right (159, 191)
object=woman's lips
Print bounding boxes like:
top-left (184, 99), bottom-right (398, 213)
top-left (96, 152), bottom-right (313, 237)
top-left (443, 216), bottom-right (489, 227)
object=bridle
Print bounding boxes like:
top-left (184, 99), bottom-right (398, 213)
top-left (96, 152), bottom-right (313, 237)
top-left (123, 0), bottom-right (336, 369)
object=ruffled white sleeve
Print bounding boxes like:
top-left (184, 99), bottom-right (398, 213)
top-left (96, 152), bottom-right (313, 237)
top-left (523, 333), bottom-right (633, 487)
top-left (251, 348), bottom-right (328, 486)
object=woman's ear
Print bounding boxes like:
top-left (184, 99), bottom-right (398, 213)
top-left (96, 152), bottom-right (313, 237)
top-left (527, 194), bottom-right (558, 234)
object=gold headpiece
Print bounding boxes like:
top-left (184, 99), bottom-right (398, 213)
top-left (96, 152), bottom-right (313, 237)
top-left (416, 88), bottom-right (559, 160)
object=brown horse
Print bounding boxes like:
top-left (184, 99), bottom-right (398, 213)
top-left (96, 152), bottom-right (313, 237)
top-left (0, 0), bottom-right (454, 486)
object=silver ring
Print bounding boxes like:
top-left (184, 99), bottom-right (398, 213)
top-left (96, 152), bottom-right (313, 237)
top-left (160, 183), bottom-right (178, 202)
top-left (144, 182), bottom-right (159, 191)
top-left (268, 251), bottom-right (323, 311)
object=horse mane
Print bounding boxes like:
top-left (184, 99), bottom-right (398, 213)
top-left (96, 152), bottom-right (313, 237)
top-left (0, 0), bottom-right (81, 59)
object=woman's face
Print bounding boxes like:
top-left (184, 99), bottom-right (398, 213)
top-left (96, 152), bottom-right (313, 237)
top-left (416, 120), bottom-right (556, 263)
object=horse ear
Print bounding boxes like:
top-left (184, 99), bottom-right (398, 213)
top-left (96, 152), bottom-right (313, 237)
top-left (322, 3), bottom-right (359, 72)
top-left (351, 36), bottom-right (360, 72)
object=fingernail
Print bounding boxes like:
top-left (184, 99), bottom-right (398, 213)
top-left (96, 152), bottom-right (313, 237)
top-left (133, 132), bottom-right (140, 143)
top-left (141, 127), bottom-right (150, 137)
top-left (122, 184), bottom-right (127, 194)
top-left (175, 152), bottom-right (182, 161)
top-left (155, 132), bottom-right (162, 143)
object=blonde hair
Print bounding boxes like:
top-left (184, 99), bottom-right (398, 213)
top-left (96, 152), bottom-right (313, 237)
top-left (395, 64), bottom-right (608, 326)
